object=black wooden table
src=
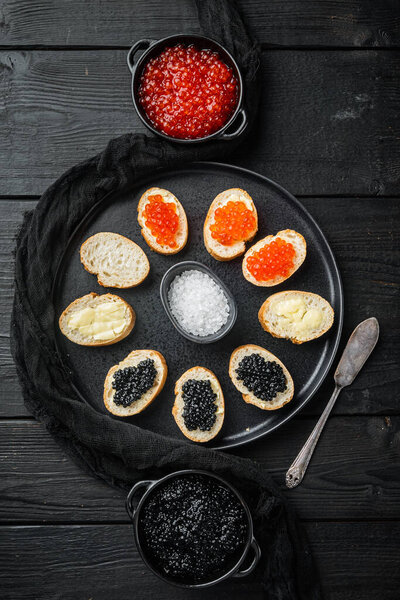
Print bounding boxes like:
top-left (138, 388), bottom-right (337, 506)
top-left (1, 2), bottom-right (399, 599)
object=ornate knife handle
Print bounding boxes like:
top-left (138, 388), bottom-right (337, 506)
top-left (286, 386), bottom-right (341, 488)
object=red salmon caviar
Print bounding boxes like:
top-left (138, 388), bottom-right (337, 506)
top-left (143, 194), bottom-right (179, 248)
top-left (138, 44), bottom-right (238, 139)
top-left (246, 238), bottom-right (296, 282)
top-left (210, 201), bottom-right (256, 246)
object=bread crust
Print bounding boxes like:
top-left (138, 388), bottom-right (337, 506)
top-left (203, 188), bottom-right (258, 261)
top-left (258, 290), bottom-right (334, 344)
top-left (229, 344), bottom-right (294, 410)
top-left (242, 229), bottom-right (307, 287)
top-left (80, 232), bottom-right (150, 288)
top-left (59, 292), bottom-right (135, 347)
top-left (103, 349), bottom-right (167, 416)
top-left (173, 366), bottom-right (224, 442)
top-left (137, 187), bottom-right (188, 255)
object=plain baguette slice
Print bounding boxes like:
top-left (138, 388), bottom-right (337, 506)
top-left (229, 344), bottom-right (294, 410)
top-left (173, 367), bottom-right (224, 443)
top-left (259, 290), bottom-right (334, 344)
top-left (59, 292), bottom-right (135, 346)
top-left (103, 349), bottom-right (167, 417)
top-left (203, 188), bottom-right (258, 261)
top-left (242, 229), bottom-right (307, 286)
top-left (137, 187), bottom-right (188, 255)
top-left (80, 232), bottom-right (149, 288)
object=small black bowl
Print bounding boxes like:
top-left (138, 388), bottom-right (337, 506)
top-left (126, 469), bottom-right (261, 588)
top-left (127, 34), bottom-right (247, 143)
top-left (159, 261), bottom-right (237, 344)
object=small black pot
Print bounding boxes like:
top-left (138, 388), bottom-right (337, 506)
top-left (126, 469), bottom-right (261, 588)
top-left (127, 34), bottom-right (247, 143)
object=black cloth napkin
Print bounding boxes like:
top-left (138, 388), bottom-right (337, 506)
top-left (11, 1), bottom-right (322, 598)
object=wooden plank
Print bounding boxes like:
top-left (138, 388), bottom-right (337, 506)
top-left (0, 523), bottom-right (261, 600)
top-left (301, 196), bottom-right (400, 416)
top-left (0, 0), bottom-right (399, 47)
top-left (1, 417), bottom-right (399, 523)
top-left (0, 522), bottom-right (398, 600)
top-left (1, 197), bottom-right (398, 417)
top-left (0, 50), bottom-right (399, 195)
top-left (305, 522), bottom-right (400, 600)
top-left (0, 200), bottom-right (35, 417)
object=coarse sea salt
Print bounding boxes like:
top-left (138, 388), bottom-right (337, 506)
top-left (168, 270), bottom-right (230, 337)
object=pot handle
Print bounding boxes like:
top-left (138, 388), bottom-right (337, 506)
top-left (232, 537), bottom-right (261, 578)
top-left (126, 479), bottom-right (155, 520)
top-left (127, 39), bottom-right (156, 74)
top-left (219, 107), bottom-right (248, 140)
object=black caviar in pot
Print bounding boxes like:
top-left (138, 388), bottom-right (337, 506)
top-left (139, 474), bottom-right (248, 582)
top-left (112, 359), bottom-right (157, 407)
top-left (182, 379), bottom-right (217, 431)
top-left (236, 353), bottom-right (287, 402)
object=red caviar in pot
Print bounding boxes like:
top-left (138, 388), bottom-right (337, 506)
top-left (246, 238), bottom-right (296, 281)
top-left (143, 194), bottom-right (179, 248)
top-left (210, 201), bottom-right (256, 246)
top-left (138, 44), bottom-right (239, 139)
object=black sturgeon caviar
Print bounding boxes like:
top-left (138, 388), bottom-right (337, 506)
top-left (139, 474), bottom-right (248, 582)
top-left (182, 379), bottom-right (217, 431)
top-left (235, 353), bottom-right (287, 402)
top-left (112, 359), bottom-right (157, 407)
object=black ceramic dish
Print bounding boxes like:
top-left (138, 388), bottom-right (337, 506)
top-left (53, 162), bottom-right (343, 450)
top-left (125, 469), bottom-right (261, 588)
top-left (160, 260), bottom-right (237, 344)
top-left (127, 34), bottom-right (247, 143)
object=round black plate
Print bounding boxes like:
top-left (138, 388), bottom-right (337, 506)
top-left (53, 162), bottom-right (343, 450)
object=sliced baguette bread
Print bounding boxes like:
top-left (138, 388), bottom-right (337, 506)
top-left (203, 188), bottom-right (258, 261)
top-left (173, 367), bottom-right (224, 442)
top-left (103, 349), bottom-right (167, 417)
top-left (137, 187), bottom-right (188, 255)
top-left (80, 232), bottom-right (149, 288)
top-left (259, 290), bottom-right (334, 344)
top-left (59, 292), bottom-right (135, 346)
top-left (229, 344), bottom-right (294, 410)
top-left (242, 229), bottom-right (306, 286)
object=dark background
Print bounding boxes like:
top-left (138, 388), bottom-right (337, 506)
top-left (0, 1), bottom-right (399, 599)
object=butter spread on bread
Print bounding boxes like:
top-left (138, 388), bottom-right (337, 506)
top-left (258, 290), bottom-right (334, 344)
top-left (273, 297), bottom-right (323, 334)
top-left (66, 300), bottom-right (127, 342)
top-left (59, 293), bottom-right (135, 346)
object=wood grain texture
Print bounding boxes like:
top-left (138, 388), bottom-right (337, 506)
top-left (0, 50), bottom-right (399, 195)
top-left (301, 196), bottom-right (400, 417)
top-left (1, 197), bottom-right (398, 417)
top-left (0, 522), bottom-right (399, 600)
top-left (306, 521), bottom-right (400, 600)
top-left (0, 200), bottom-right (35, 417)
top-left (1, 417), bottom-right (399, 523)
top-left (0, 0), bottom-right (399, 47)
top-left (0, 4), bottom-right (399, 598)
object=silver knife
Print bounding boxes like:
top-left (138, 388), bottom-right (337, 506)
top-left (285, 317), bottom-right (380, 489)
